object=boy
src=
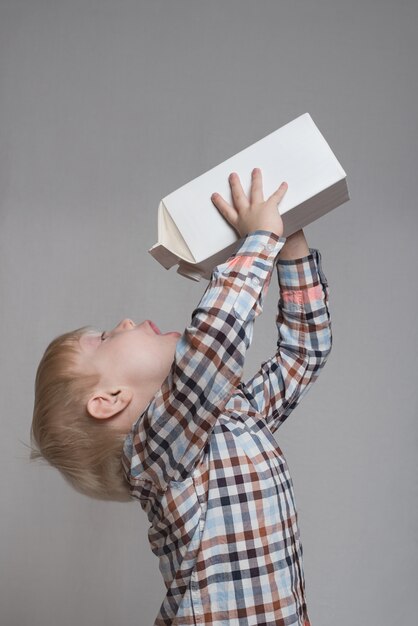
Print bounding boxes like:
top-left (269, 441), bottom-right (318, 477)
top-left (31, 168), bottom-right (332, 625)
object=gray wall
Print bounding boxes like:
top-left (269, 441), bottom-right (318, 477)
top-left (1, 1), bottom-right (417, 624)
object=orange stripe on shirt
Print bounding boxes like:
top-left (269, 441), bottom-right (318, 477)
top-left (227, 255), bottom-right (257, 271)
top-left (281, 284), bottom-right (324, 305)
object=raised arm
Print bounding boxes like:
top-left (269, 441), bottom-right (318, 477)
top-left (122, 230), bottom-right (286, 493)
top-left (238, 237), bottom-right (332, 433)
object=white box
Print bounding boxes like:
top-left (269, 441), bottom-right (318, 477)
top-left (149, 112), bottom-right (349, 281)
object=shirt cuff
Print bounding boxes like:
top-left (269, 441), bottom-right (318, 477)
top-left (276, 248), bottom-right (329, 290)
top-left (235, 229), bottom-right (287, 259)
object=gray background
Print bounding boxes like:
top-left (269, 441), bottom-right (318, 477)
top-left (1, 1), bottom-right (417, 625)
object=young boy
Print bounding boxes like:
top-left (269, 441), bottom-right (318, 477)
top-left (31, 168), bottom-right (332, 625)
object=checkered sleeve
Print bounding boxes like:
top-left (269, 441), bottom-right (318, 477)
top-left (239, 247), bottom-right (332, 434)
top-left (122, 230), bottom-right (286, 492)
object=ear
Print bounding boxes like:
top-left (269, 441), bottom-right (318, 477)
top-left (86, 387), bottom-right (134, 421)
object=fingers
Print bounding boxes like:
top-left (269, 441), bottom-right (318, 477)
top-left (212, 172), bottom-right (288, 229)
top-left (267, 181), bottom-right (288, 205)
top-left (250, 168), bottom-right (264, 204)
top-left (211, 192), bottom-right (238, 226)
top-left (228, 172), bottom-right (249, 211)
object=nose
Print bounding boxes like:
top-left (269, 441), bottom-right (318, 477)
top-left (113, 318), bottom-right (135, 332)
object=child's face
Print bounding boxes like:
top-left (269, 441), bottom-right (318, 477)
top-left (78, 318), bottom-right (181, 429)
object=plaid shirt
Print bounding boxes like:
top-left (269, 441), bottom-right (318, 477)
top-left (122, 230), bottom-right (332, 625)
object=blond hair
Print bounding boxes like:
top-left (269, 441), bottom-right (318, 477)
top-left (30, 326), bottom-right (132, 502)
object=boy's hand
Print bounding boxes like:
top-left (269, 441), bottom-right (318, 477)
top-left (211, 168), bottom-right (288, 238)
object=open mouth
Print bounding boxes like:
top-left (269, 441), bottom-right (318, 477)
top-left (148, 320), bottom-right (181, 338)
top-left (149, 321), bottom-right (162, 335)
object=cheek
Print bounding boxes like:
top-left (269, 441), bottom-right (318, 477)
top-left (143, 339), bottom-right (174, 374)
top-left (132, 341), bottom-right (160, 375)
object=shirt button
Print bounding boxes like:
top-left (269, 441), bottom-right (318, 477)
top-left (233, 304), bottom-right (243, 320)
top-left (265, 243), bottom-right (275, 252)
top-left (251, 276), bottom-right (260, 286)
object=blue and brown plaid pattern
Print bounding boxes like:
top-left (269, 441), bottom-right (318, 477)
top-left (122, 230), bottom-right (332, 625)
